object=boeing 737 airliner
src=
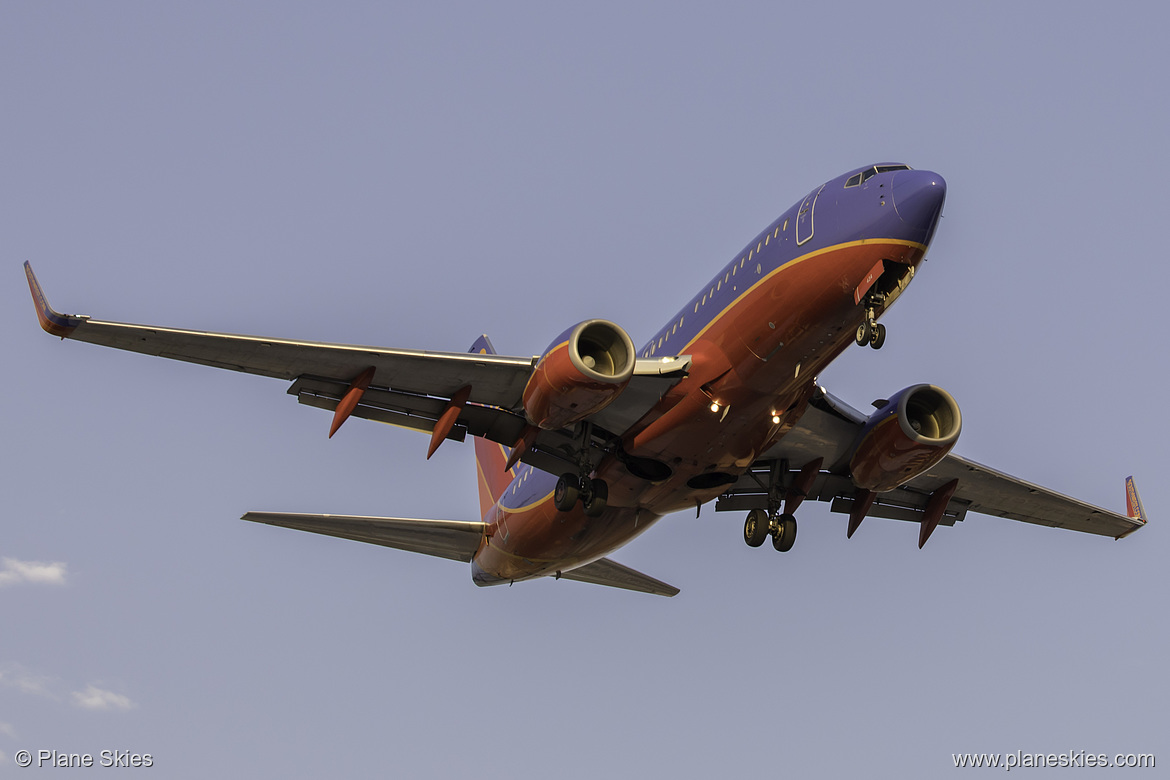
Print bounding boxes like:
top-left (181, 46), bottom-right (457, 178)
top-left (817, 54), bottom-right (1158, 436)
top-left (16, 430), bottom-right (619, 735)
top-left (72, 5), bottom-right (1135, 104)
top-left (25, 163), bottom-right (1147, 596)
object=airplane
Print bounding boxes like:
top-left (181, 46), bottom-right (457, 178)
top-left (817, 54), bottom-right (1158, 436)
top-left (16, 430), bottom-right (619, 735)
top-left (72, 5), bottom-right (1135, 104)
top-left (24, 163), bottom-right (1147, 597)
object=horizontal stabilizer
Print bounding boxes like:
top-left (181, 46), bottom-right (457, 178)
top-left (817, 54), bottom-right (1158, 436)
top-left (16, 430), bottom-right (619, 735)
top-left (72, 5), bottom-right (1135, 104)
top-left (558, 557), bottom-right (679, 597)
top-left (242, 512), bottom-right (485, 563)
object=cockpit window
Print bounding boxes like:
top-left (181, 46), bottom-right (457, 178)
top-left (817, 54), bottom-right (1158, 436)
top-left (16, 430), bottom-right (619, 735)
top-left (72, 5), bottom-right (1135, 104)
top-left (849, 164), bottom-right (912, 187)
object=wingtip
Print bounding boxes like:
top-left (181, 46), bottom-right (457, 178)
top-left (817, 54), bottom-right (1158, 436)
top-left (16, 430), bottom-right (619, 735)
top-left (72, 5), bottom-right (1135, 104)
top-left (24, 262), bottom-right (84, 338)
top-left (1125, 476), bottom-right (1147, 525)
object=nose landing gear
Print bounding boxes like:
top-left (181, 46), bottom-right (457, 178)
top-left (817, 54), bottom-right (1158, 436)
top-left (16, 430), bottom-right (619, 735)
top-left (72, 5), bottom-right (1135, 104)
top-left (855, 312), bottom-right (886, 350)
top-left (855, 293), bottom-right (887, 350)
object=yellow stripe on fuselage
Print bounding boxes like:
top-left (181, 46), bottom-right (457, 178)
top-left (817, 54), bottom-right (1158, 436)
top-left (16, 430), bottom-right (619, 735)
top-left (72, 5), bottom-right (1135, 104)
top-left (667, 238), bottom-right (925, 355)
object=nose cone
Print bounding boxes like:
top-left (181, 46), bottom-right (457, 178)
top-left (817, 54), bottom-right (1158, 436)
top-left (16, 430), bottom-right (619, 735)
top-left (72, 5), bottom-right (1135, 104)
top-left (892, 170), bottom-right (946, 246)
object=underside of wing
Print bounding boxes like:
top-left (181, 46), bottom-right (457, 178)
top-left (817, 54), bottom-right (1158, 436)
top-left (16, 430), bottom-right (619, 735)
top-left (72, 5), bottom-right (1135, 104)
top-left (718, 385), bottom-right (1145, 541)
top-left (26, 262), bottom-right (535, 408)
top-left (557, 558), bottom-right (680, 597)
top-left (27, 263), bottom-right (690, 473)
top-left (906, 455), bottom-right (1143, 537)
top-left (241, 512), bottom-right (486, 562)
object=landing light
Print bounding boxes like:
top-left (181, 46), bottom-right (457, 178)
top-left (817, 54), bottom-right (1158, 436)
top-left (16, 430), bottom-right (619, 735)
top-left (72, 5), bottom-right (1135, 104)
top-left (771, 414), bottom-right (781, 424)
top-left (710, 402), bottom-right (721, 413)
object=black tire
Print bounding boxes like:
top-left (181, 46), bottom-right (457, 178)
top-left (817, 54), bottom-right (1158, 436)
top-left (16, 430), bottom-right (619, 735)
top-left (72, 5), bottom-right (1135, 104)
top-left (870, 322), bottom-right (886, 350)
top-left (583, 478), bottom-right (608, 517)
top-left (554, 473), bottom-right (580, 512)
top-left (855, 320), bottom-right (872, 346)
top-left (744, 508), bottom-right (770, 547)
top-left (772, 514), bottom-right (797, 552)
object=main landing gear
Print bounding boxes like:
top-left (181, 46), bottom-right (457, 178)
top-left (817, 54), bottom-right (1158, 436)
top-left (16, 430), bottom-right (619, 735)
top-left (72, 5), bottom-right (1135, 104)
top-left (855, 294), bottom-right (886, 350)
top-left (743, 508), bottom-right (798, 552)
top-left (553, 420), bottom-right (609, 518)
top-left (741, 456), bottom-right (819, 553)
top-left (555, 473), bottom-right (609, 517)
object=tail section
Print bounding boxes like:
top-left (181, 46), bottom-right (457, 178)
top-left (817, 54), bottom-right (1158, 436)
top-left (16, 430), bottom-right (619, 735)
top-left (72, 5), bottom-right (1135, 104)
top-left (469, 335), bottom-right (517, 518)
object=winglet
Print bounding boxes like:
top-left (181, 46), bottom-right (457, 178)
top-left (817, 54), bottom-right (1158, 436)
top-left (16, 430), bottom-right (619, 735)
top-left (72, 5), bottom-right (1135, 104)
top-left (1125, 476), bottom-right (1147, 525)
top-left (24, 262), bottom-right (86, 338)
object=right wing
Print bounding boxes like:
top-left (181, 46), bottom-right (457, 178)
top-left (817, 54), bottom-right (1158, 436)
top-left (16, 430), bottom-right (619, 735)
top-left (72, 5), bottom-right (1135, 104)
top-left (26, 263), bottom-right (688, 473)
top-left (25, 262), bottom-right (535, 407)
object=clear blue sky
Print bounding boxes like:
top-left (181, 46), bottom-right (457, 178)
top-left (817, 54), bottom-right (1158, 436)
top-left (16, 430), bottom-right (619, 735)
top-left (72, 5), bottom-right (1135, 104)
top-left (3, 2), bottom-right (1166, 777)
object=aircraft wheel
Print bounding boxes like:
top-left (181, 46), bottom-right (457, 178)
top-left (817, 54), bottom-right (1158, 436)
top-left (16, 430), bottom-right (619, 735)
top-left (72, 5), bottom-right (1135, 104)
top-left (583, 478), bottom-right (608, 518)
top-left (855, 320), bottom-right (872, 346)
top-left (744, 508), bottom-right (770, 547)
top-left (554, 473), bottom-right (580, 512)
top-left (870, 323), bottom-right (886, 350)
top-left (772, 514), bottom-right (797, 552)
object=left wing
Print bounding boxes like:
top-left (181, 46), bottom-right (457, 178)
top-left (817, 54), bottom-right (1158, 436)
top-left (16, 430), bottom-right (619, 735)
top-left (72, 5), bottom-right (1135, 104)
top-left (717, 386), bottom-right (1147, 542)
top-left (25, 263), bottom-right (688, 472)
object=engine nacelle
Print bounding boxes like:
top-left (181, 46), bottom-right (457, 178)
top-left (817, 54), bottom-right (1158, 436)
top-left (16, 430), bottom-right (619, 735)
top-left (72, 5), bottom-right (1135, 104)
top-left (849, 384), bottom-right (962, 492)
top-left (522, 319), bottom-right (636, 430)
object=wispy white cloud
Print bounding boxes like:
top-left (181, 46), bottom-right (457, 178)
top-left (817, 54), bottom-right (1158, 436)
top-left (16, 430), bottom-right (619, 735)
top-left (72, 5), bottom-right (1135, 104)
top-left (0, 664), bottom-right (59, 699)
top-left (0, 749), bottom-right (9, 764)
top-left (0, 721), bottom-right (15, 738)
top-left (1, 664), bottom-right (135, 713)
top-left (72, 685), bottom-right (135, 712)
top-left (0, 558), bottom-right (67, 587)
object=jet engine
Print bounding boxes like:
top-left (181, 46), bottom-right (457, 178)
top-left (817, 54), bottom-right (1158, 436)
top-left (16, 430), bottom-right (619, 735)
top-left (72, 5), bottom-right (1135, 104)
top-left (849, 384), bottom-right (961, 492)
top-left (522, 319), bottom-right (636, 430)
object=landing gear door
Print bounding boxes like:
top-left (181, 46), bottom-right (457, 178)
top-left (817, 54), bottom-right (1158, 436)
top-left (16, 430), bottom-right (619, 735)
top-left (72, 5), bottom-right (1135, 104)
top-left (795, 184), bottom-right (824, 246)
